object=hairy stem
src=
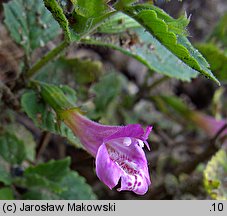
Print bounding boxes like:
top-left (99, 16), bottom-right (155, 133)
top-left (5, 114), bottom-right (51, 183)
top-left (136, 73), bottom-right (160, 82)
top-left (25, 8), bottom-right (118, 79)
top-left (26, 40), bottom-right (69, 79)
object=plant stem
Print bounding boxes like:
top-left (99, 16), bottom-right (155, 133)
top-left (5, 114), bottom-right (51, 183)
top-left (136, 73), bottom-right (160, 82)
top-left (26, 40), bottom-right (69, 79)
top-left (149, 76), bottom-right (170, 91)
top-left (26, 10), bottom-right (117, 79)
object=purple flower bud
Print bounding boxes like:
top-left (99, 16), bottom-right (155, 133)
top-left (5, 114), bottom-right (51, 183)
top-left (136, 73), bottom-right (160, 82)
top-left (191, 112), bottom-right (227, 138)
top-left (60, 109), bottom-right (152, 195)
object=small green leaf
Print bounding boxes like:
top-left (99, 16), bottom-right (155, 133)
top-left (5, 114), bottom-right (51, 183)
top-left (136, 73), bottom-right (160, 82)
top-left (196, 43), bottom-right (227, 82)
top-left (17, 158), bottom-right (71, 193)
top-left (64, 58), bottom-right (103, 84)
top-left (25, 157), bottom-right (70, 182)
top-left (120, 4), bottom-right (219, 84)
top-left (208, 13), bottom-right (227, 48)
top-left (21, 89), bottom-right (82, 148)
top-left (35, 57), bottom-right (103, 84)
top-left (3, 0), bottom-right (60, 55)
top-left (67, 0), bottom-right (113, 40)
top-left (33, 57), bottom-right (73, 84)
top-left (58, 171), bottom-right (96, 199)
top-left (60, 85), bottom-right (77, 105)
top-left (98, 12), bottom-right (141, 33)
top-left (84, 13), bottom-right (199, 81)
top-left (19, 158), bottom-right (96, 200)
top-left (75, 0), bottom-right (109, 18)
top-left (92, 72), bottom-right (121, 112)
top-left (0, 166), bottom-right (12, 185)
top-left (0, 187), bottom-right (14, 200)
top-left (22, 189), bottom-right (59, 200)
top-left (21, 90), bottom-right (48, 126)
top-left (43, 0), bottom-right (71, 42)
top-left (204, 149), bottom-right (227, 200)
top-left (22, 171), bottom-right (96, 200)
top-left (0, 132), bottom-right (26, 165)
top-left (138, 4), bottom-right (190, 36)
top-left (6, 124), bottom-right (36, 162)
top-left (18, 173), bottom-right (63, 193)
top-left (115, 0), bottom-right (139, 9)
top-left (69, 11), bottom-right (112, 39)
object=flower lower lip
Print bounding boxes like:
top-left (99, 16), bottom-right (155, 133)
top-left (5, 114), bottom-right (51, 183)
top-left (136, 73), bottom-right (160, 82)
top-left (105, 139), bottom-right (149, 194)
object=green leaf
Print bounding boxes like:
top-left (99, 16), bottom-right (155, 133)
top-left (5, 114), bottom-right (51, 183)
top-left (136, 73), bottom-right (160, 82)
top-left (25, 158), bottom-right (70, 182)
top-left (64, 58), bottom-right (103, 84)
top-left (0, 166), bottom-right (12, 185)
top-left (69, 1), bottom-right (113, 39)
top-left (17, 158), bottom-right (71, 193)
top-left (6, 124), bottom-right (36, 162)
top-left (0, 132), bottom-right (26, 165)
top-left (21, 89), bottom-right (82, 148)
top-left (137, 4), bottom-right (190, 36)
top-left (115, 0), bottom-right (139, 8)
top-left (196, 43), bottom-right (227, 82)
top-left (35, 57), bottom-right (103, 84)
top-left (43, 0), bottom-right (71, 42)
top-left (43, 0), bottom-right (112, 41)
top-left (84, 13), bottom-right (199, 81)
top-left (75, 0), bottom-right (109, 18)
top-left (33, 57), bottom-right (72, 83)
top-left (60, 85), bottom-right (77, 105)
top-left (0, 187), bottom-right (14, 200)
top-left (3, 0), bottom-right (60, 55)
top-left (58, 171), bottom-right (96, 199)
top-left (48, 1), bottom-right (117, 46)
top-left (92, 72), bottom-right (121, 112)
top-left (69, 11), bottom-right (113, 39)
top-left (22, 171), bottom-right (96, 200)
top-left (18, 174), bottom-right (63, 193)
top-left (22, 189), bottom-right (59, 199)
top-left (120, 4), bottom-right (219, 84)
top-left (208, 13), bottom-right (227, 48)
top-left (19, 158), bottom-right (96, 200)
top-left (204, 149), bottom-right (227, 200)
top-left (98, 11), bottom-right (141, 33)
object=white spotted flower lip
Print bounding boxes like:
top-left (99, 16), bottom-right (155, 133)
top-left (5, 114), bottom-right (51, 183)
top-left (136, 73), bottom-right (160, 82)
top-left (60, 109), bottom-right (152, 195)
top-left (96, 135), bottom-right (151, 195)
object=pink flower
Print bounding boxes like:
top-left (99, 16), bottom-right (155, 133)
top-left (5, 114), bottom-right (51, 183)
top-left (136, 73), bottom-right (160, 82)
top-left (191, 112), bottom-right (227, 141)
top-left (60, 109), bottom-right (152, 195)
